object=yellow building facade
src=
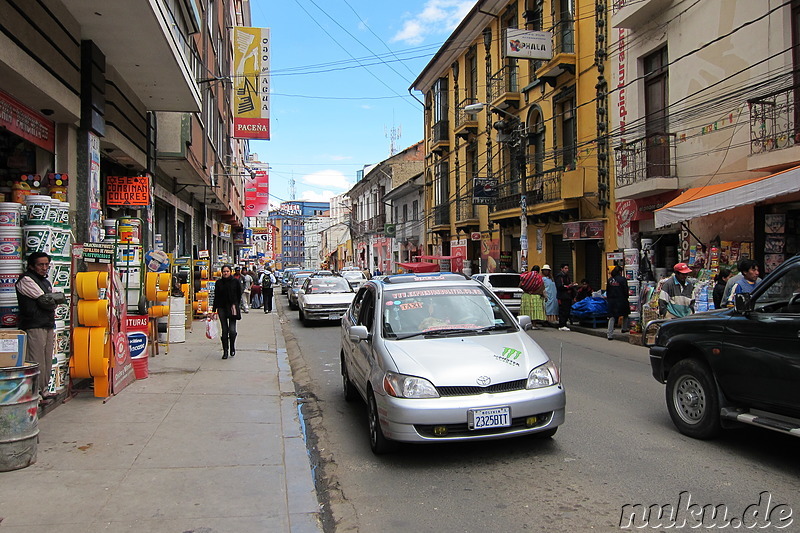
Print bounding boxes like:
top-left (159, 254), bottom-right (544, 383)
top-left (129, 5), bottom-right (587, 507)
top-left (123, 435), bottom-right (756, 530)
top-left (412, 0), bottom-right (614, 288)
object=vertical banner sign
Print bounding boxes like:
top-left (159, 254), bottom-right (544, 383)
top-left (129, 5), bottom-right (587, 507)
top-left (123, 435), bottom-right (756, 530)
top-left (88, 132), bottom-right (102, 243)
top-left (244, 169), bottom-right (270, 217)
top-left (233, 27), bottom-right (270, 140)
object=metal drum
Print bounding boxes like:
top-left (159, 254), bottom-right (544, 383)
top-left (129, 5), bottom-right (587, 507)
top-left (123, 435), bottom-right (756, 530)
top-left (0, 363), bottom-right (39, 471)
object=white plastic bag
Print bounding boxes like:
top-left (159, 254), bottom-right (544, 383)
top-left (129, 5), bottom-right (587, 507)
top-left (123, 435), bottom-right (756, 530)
top-left (205, 315), bottom-right (219, 339)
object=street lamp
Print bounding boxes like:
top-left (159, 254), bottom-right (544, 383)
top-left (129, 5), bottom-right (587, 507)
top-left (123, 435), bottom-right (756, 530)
top-left (463, 102), bottom-right (528, 272)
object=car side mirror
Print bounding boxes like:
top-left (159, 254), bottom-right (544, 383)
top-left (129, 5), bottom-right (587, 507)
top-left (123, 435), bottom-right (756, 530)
top-left (733, 292), bottom-right (751, 313)
top-left (517, 315), bottom-right (533, 330)
top-left (349, 325), bottom-right (370, 343)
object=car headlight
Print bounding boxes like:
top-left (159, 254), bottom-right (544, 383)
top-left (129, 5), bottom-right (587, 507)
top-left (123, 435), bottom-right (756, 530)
top-left (527, 360), bottom-right (560, 389)
top-left (383, 371), bottom-right (440, 399)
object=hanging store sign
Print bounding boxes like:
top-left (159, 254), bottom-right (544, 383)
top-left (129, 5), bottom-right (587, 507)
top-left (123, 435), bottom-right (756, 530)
top-left (505, 29), bottom-right (553, 61)
top-left (106, 176), bottom-right (151, 207)
top-left (563, 220), bottom-right (605, 241)
top-left (244, 169), bottom-right (270, 216)
top-left (219, 223), bottom-right (232, 238)
top-left (233, 27), bottom-right (271, 140)
top-left (0, 89), bottom-right (55, 152)
top-left (473, 177), bottom-right (499, 205)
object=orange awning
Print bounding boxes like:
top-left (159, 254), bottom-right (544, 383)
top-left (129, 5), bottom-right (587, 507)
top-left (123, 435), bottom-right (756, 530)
top-left (654, 165), bottom-right (800, 227)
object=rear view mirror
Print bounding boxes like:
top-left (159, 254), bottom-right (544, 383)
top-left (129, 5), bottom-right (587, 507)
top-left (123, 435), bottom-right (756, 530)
top-left (349, 325), bottom-right (370, 343)
top-left (517, 315), bottom-right (533, 330)
top-left (733, 293), bottom-right (751, 313)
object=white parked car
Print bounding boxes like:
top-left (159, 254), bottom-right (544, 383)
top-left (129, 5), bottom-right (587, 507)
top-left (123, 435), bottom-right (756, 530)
top-left (298, 276), bottom-right (356, 325)
top-left (340, 272), bottom-right (565, 453)
top-left (341, 270), bottom-right (368, 290)
top-left (472, 273), bottom-right (523, 315)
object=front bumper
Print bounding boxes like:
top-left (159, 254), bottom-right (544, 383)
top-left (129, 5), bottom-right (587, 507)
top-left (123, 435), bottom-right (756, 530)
top-left (649, 346), bottom-right (668, 383)
top-left (374, 384), bottom-right (566, 443)
top-left (303, 307), bottom-right (349, 320)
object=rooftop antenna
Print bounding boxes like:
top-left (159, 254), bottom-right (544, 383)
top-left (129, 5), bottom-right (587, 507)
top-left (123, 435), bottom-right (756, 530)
top-left (385, 113), bottom-right (402, 155)
top-left (289, 170), bottom-right (296, 200)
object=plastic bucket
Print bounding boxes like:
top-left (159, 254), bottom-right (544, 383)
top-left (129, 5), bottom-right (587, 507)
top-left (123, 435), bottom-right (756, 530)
top-left (102, 218), bottom-right (117, 241)
top-left (54, 291), bottom-right (71, 321)
top-left (0, 266), bottom-right (21, 296)
top-left (0, 203), bottom-right (23, 227)
top-left (24, 195), bottom-right (51, 225)
top-left (55, 201), bottom-right (70, 227)
top-left (0, 227), bottom-right (23, 262)
top-left (118, 218), bottom-right (141, 244)
top-left (50, 228), bottom-right (70, 257)
top-left (116, 245), bottom-right (141, 266)
top-left (131, 356), bottom-right (148, 379)
top-left (55, 320), bottom-right (70, 354)
top-left (23, 225), bottom-right (50, 254)
top-left (51, 260), bottom-right (71, 289)
top-left (0, 363), bottom-right (39, 471)
top-left (45, 198), bottom-right (59, 226)
top-left (0, 293), bottom-right (19, 327)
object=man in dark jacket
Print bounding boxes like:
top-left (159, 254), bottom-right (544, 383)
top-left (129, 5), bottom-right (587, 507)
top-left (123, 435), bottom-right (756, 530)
top-left (554, 263), bottom-right (577, 329)
top-left (16, 252), bottom-right (60, 398)
top-left (606, 266), bottom-right (630, 340)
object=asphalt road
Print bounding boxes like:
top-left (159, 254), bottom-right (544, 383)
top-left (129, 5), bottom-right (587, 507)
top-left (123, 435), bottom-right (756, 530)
top-left (277, 294), bottom-right (800, 532)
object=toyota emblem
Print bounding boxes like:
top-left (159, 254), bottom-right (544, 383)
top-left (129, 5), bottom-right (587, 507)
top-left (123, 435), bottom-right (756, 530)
top-left (476, 376), bottom-right (491, 387)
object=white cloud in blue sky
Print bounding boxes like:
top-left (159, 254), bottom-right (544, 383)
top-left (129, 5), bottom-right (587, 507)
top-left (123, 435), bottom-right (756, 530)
top-left (392, 0), bottom-right (475, 45)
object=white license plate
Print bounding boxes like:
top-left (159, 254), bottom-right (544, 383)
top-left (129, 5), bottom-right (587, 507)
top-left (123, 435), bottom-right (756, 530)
top-left (328, 313), bottom-right (341, 320)
top-left (468, 406), bottom-right (511, 430)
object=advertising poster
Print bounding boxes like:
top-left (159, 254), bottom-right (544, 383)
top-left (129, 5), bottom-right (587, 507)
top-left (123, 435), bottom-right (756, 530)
top-left (233, 27), bottom-right (270, 139)
top-left (245, 169), bottom-right (270, 217)
top-left (450, 239), bottom-right (467, 272)
top-left (89, 132), bottom-right (102, 242)
top-left (481, 236), bottom-right (501, 273)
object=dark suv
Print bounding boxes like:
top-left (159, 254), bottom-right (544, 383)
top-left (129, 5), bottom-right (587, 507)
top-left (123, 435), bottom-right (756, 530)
top-left (645, 254), bottom-right (800, 440)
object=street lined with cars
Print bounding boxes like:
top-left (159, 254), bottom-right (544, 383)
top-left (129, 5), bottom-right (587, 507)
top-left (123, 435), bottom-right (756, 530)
top-left (277, 286), bottom-right (799, 531)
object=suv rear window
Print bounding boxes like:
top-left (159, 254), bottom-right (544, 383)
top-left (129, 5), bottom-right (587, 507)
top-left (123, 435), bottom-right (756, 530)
top-left (488, 274), bottom-right (521, 288)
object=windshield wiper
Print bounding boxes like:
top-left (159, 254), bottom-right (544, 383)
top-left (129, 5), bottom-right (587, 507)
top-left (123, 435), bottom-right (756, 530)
top-left (475, 324), bottom-right (516, 333)
top-left (396, 328), bottom-right (481, 340)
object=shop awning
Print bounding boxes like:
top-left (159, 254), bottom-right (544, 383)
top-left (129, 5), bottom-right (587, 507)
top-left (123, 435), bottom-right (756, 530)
top-left (654, 166), bottom-right (800, 228)
top-left (397, 261), bottom-right (440, 273)
top-left (415, 255), bottom-right (457, 260)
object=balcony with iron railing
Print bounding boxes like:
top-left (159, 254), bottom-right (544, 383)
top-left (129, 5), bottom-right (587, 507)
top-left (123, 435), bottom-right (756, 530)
top-left (488, 65), bottom-right (520, 108)
top-left (535, 19), bottom-right (576, 82)
top-left (455, 97), bottom-right (479, 136)
top-left (747, 86), bottom-right (800, 171)
top-left (429, 119), bottom-right (450, 153)
top-left (433, 204), bottom-right (450, 227)
top-left (456, 195), bottom-right (479, 223)
top-left (493, 167), bottom-right (563, 215)
top-left (614, 132), bottom-right (678, 199)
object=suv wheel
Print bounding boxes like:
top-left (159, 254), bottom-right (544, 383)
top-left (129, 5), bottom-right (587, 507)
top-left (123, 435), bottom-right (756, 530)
top-left (666, 358), bottom-right (721, 439)
top-left (367, 389), bottom-right (395, 454)
top-left (341, 353), bottom-right (356, 402)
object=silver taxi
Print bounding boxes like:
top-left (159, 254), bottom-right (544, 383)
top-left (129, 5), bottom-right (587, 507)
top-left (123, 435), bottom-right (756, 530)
top-left (340, 272), bottom-right (565, 454)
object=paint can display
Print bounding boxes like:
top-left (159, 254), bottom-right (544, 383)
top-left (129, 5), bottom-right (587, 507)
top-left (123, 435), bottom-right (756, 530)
top-left (0, 363), bottom-right (39, 471)
top-left (102, 218), bottom-right (117, 242)
top-left (0, 293), bottom-right (19, 327)
top-left (24, 195), bottom-right (51, 225)
top-left (118, 218), bottom-right (141, 244)
top-left (0, 265), bottom-right (20, 296)
top-left (22, 225), bottom-right (50, 254)
top-left (0, 202), bottom-right (23, 227)
top-left (0, 227), bottom-right (23, 262)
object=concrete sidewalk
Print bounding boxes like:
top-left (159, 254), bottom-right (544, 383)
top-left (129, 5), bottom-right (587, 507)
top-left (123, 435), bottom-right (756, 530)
top-left (0, 310), bottom-right (322, 533)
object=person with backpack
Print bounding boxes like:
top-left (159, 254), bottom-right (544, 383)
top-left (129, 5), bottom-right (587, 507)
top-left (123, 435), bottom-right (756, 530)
top-left (261, 269), bottom-right (277, 313)
top-left (250, 269), bottom-right (263, 309)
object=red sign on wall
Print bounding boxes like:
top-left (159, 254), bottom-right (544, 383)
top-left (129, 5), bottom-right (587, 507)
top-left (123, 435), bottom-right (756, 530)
top-left (244, 170), bottom-right (270, 217)
top-left (0, 90), bottom-right (55, 152)
top-left (106, 176), bottom-right (151, 207)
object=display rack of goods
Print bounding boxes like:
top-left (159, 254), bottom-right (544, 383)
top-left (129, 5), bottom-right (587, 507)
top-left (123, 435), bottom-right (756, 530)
top-left (70, 272), bottom-right (112, 396)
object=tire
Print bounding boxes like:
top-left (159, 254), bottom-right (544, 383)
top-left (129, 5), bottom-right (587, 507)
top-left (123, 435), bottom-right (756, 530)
top-left (665, 358), bottom-right (721, 439)
top-left (367, 390), bottom-right (395, 454)
top-left (341, 353), bottom-right (356, 402)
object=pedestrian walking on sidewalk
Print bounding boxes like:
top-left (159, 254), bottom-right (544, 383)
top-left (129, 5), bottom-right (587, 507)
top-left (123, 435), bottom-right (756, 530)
top-left (15, 251), bottom-right (62, 399)
top-left (250, 269), bottom-right (263, 309)
top-left (541, 265), bottom-right (559, 326)
top-left (605, 265), bottom-right (630, 340)
top-left (240, 269), bottom-right (252, 313)
top-left (261, 269), bottom-right (277, 313)
top-left (213, 265), bottom-right (243, 359)
top-left (519, 266), bottom-right (546, 328)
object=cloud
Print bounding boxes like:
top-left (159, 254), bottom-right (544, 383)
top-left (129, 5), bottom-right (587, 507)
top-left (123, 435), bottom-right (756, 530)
top-left (299, 190), bottom-right (339, 202)
top-left (301, 170), bottom-right (354, 190)
top-left (392, 0), bottom-right (475, 45)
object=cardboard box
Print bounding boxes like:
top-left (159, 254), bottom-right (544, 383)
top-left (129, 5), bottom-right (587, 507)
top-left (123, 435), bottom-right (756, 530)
top-left (0, 329), bottom-right (27, 367)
